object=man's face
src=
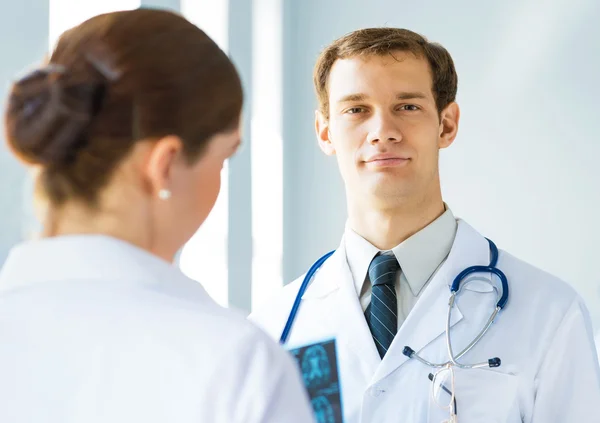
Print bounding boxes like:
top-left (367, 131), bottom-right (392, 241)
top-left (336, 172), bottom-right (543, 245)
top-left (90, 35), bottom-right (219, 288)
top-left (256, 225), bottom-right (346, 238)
top-left (316, 51), bottom-right (459, 206)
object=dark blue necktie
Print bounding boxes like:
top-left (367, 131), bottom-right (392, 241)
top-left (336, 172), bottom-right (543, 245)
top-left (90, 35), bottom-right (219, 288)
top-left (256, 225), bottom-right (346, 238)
top-left (366, 254), bottom-right (400, 358)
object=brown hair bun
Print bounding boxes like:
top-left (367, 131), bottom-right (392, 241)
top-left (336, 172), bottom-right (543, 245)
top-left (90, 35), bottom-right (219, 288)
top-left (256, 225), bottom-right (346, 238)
top-left (5, 64), bottom-right (106, 166)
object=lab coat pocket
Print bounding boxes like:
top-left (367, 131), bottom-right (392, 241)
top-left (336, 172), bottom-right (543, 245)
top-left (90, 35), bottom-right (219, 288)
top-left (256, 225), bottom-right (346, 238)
top-left (427, 367), bottom-right (520, 423)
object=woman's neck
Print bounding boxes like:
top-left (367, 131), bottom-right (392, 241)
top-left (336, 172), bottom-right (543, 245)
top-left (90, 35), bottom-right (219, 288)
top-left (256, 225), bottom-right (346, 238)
top-left (41, 199), bottom-right (174, 262)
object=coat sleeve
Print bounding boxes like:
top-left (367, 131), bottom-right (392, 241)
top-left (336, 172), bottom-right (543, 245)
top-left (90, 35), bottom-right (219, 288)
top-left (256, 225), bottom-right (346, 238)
top-left (530, 296), bottom-right (600, 422)
top-left (247, 346), bottom-right (316, 423)
top-left (220, 329), bottom-right (316, 423)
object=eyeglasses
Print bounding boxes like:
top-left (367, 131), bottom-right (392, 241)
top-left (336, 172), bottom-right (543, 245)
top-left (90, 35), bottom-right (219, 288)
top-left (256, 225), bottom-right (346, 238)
top-left (429, 364), bottom-right (458, 422)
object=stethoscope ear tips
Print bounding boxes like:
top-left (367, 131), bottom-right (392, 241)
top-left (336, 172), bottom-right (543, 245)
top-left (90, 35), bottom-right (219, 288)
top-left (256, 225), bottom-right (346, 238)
top-left (403, 346), bottom-right (415, 358)
top-left (488, 357), bottom-right (501, 368)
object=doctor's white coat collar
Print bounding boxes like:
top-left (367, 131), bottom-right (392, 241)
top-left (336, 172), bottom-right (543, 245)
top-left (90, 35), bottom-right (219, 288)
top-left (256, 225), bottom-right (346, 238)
top-left (345, 207), bottom-right (457, 298)
top-left (0, 235), bottom-right (207, 302)
top-left (300, 218), bottom-right (494, 301)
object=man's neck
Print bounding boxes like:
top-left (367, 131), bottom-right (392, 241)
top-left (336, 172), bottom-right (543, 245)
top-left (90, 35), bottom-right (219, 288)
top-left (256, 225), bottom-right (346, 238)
top-left (347, 197), bottom-right (446, 251)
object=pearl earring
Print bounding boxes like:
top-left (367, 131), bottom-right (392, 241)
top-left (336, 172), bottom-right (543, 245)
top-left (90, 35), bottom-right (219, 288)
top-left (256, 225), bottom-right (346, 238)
top-left (158, 189), bottom-right (172, 200)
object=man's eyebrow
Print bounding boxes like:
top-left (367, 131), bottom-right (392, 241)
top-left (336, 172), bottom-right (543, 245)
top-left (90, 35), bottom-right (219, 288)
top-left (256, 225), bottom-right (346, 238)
top-left (396, 91), bottom-right (428, 100)
top-left (337, 93), bottom-right (368, 103)
top-left (336, 92), bottom-right (429, 103)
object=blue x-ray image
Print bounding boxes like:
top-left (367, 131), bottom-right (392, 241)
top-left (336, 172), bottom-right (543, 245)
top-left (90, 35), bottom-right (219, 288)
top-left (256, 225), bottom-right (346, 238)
top-left (289, 339), bottom-right (343, 423)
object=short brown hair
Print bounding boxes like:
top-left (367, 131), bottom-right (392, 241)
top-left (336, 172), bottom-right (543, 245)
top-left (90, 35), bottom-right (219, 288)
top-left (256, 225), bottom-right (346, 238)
top-left (4, 8), bottom-right (243, 207)
top-left (313, 27), bottom-right (457, 119)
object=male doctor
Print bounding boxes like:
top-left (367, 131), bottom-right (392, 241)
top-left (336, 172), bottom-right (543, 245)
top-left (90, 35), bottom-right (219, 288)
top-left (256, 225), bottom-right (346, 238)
top-left (250, 27), bottom-right (600, 422)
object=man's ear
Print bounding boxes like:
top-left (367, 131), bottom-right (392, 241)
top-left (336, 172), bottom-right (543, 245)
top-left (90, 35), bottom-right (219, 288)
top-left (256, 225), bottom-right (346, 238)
top-left (438, 102), bottom-right (460, 149)
top-left (316, 110), bottom-right (336, 156)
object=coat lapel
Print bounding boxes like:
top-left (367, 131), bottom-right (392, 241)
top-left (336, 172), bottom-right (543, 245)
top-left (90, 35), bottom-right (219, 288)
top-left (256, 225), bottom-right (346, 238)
top-left (302, 237), bottom-right (381, 380)
top-left (371, 220), bottom-right (493, 384)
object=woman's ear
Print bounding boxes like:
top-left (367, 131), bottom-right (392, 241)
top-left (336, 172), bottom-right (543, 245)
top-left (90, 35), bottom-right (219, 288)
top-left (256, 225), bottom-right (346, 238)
top-left (144, 135), bottom-right (185, 198)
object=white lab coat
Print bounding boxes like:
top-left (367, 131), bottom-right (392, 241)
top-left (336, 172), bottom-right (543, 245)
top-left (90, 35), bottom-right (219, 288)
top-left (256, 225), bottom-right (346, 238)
top-left (251, 220), bottom-right (600, 422)
top-left (0, 235), bottom-right (315, 423)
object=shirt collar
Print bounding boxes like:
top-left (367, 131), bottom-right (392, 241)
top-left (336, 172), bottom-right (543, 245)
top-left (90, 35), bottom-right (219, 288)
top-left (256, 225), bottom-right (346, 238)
top-left (345, 206), bottom-right (458, 297)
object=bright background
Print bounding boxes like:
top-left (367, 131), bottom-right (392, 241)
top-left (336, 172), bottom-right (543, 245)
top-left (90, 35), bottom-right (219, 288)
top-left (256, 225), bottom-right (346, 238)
top-left (1, 1), bottom-right (599, 356)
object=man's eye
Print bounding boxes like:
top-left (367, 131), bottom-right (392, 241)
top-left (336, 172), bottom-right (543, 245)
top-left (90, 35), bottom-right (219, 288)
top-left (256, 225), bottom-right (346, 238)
top-left (400, 104), bottom-right (419, 111)
top-left (346, 107), bottom-right (365, 114)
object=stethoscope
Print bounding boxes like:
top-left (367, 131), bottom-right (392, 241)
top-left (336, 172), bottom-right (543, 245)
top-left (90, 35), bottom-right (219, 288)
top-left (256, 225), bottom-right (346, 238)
top-left (279, 238), bottom-right (509, 372)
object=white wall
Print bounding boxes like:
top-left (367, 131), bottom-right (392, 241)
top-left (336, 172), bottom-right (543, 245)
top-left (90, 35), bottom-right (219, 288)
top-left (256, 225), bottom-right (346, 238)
top-left (0, 0), bottom-right (49, 265)
top-left (281, 0), bottom-right (600, 328)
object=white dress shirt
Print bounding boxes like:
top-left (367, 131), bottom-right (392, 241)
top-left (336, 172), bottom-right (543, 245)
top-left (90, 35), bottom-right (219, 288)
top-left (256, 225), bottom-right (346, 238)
top-left (344, 207), bottom-right (457, 328)
top-left (0, 235), bottom-right (314, 423)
